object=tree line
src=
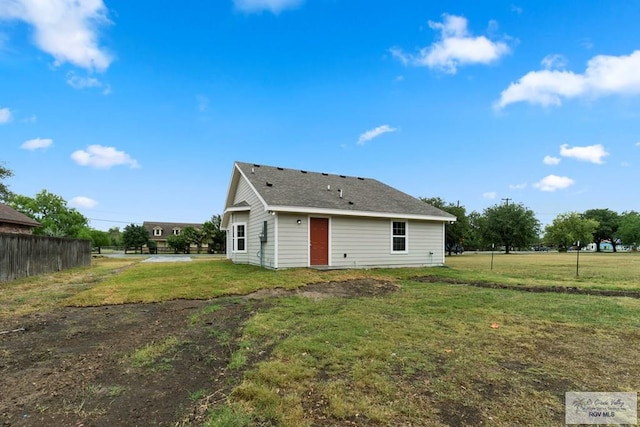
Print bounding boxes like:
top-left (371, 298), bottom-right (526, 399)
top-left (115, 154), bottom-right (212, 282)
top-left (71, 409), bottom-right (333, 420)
top-left (3, 162), bottom-right (638, 254)
top-left (422, 197), bottom-right (640, 254)
top-left (0, 163), bottom-right (224, 252)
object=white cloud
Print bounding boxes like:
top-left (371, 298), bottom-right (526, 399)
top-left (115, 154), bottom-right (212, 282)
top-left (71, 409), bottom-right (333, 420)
top-left (0, 0), bottom-right (113, 72)
top-left (496, 50), bottom-right (640, 109)
top-left (66, 73), bottom-right (111, 94)
top-left (357, 125), bottom-right (397, 145)
top-left (71, 144), bottom-right (140, 169)
top-left (391, 14), bottom-right (510, 74)
top-left (560, 143), bottom-right (609, 164)
top-left (543, 155), bottom-right (561, 165)
top-left (0, 107), bottom-right (11, 124)
top-left (20, 137), bottom-right (52, 150)
top-left (533, 174), bottom-right (575, 192)
top-left (70, 196), bottom-right (98, 209)
top-left (483, 191), bottom-right (497, 199)
top-left (635, 141), bottom-right (640, 147)
top-left (509, 183), bottom-right (527, 190)
top-left (233, 0), bottom-right (302, 14)
top-left (541, 54), bottom-right (567, 70)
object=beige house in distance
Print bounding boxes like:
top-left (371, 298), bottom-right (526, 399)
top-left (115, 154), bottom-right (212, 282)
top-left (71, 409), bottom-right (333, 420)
top-left (142, 221), bottom-right (208, 252)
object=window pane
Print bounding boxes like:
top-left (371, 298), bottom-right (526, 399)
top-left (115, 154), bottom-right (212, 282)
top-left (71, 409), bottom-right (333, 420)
top-left (393, 221), bottom-right (405, 236)
top-left (393, 237), bottom-right (406, 251)
top-left (237, 238), bottom-right (245, 251)
top-left (237, 225), bottom-right (245, 238)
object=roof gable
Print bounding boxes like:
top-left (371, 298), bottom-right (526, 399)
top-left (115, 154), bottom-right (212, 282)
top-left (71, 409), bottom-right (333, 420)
top-left (231, 162), bottom-right (455, 221)
top-left (0, 203), bottom-right (41, 228)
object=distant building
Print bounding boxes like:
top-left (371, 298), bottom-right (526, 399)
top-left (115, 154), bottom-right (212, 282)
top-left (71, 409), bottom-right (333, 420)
top-left (142, 221), bottom-right (208, 252)
top-left (0, 203), bottom-right (41, 234)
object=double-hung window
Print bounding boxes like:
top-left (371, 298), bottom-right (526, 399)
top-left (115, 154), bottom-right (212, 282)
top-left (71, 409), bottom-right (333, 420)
top-left (391, 221), bottom-right (407, 253)
top-left (233, 223), bottom-right (247, 253)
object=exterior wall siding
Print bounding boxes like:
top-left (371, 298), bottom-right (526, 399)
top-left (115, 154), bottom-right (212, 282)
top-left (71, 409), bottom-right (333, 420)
top-left (227, 176), bottom-right (276, 268)
top-left (330, 216), bottom-right (444, 268)
top-left (276, 213), bottom-right (309, 268)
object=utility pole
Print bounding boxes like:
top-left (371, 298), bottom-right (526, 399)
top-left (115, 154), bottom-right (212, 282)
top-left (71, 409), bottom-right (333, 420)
top-left (502, 198), bottom-right (512, 206)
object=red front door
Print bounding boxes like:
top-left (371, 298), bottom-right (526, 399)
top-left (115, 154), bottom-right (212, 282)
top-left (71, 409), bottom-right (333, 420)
top-left (310, 217), bottom-right (329, 266)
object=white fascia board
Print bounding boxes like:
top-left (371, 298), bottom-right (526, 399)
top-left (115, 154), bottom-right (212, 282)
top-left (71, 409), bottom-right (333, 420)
top-left (266, 205), bottom-right (456, 222)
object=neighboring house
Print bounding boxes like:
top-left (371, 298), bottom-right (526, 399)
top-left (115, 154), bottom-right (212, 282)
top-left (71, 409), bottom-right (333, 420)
top-left (221, 161), bottom-right (456, 269)
top-left (0, 203), bottom-right (41, 234)
top-left (142, 221), bottom-right (208, 252)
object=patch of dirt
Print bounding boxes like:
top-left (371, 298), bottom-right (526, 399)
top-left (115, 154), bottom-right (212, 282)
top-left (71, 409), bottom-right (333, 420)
top-left (246, 278), bottom-right (398, 301)
top-left (412, 275), bottom-right (640, 298)
top-left (0, 279), bottom-right (396, 426)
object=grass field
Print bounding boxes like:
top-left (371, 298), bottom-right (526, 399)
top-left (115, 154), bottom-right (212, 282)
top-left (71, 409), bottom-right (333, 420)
top-left (1, 252), bottom-right (639, 426)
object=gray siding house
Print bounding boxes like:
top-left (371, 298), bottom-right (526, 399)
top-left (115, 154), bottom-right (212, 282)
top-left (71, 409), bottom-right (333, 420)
top-left (221, 161), bottom-right (456, 269)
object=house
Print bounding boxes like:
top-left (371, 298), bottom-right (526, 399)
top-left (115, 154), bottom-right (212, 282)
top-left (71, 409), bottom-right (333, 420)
top-left (221, 161), bottom-right (456, 269)
top-left (142, 221), bottom-right (208, 252)
top-left (0, 203), bottom-right (41, 234)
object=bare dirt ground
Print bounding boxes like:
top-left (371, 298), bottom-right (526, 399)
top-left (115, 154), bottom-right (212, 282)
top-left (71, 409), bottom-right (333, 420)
top-left (0, 279), bottom-right (397, 427)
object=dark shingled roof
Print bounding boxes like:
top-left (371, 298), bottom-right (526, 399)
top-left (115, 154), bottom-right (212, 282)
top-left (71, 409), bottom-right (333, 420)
top-left (235, 162), bottom-right (455, 220)
top-left (0, 203), bottom-right (41, 227)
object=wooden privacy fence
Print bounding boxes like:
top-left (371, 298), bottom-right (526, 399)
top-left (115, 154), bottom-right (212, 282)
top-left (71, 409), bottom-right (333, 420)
top-left (0, 233), bottom-right (91, 282)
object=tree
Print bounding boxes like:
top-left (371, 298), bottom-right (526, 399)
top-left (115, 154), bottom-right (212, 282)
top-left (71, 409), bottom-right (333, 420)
top-left (182, 226), bottom-right (203, 254)
top-left (108, 227), bottom-right (123, 246)
top-left (90, 229), bottom-right (112, 248)
top-left (167, 234), bottom-right (189, 253)
top-left (421, 197), bottom-right (469, 255)
top-left (122, 224), bottom-right (149, 253)
top-left (481, 202), bottom-right (540, 254)
top-left (464, 211), bottom-right (486, 250)
top-left (583, 209), bottom-right (620, 252)
top-left (7, 190), bottom-right (88, 237)
top-left (0, 162), bottom-right (14, 202)
top-left (202, 214), bottom-right (225, 253)
top-left (544, 212), bottom-right (599, 251)
top-left (618, 211), bottom-right (640, 250)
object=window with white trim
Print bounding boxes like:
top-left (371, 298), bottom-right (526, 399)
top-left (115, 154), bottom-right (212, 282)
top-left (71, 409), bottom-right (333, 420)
top-left (172, 228), bottom-right (181, 235)
top-left (153, 227), bottom-right (163, 236)
top-left (391, 221), bottom-right (407, 253)
top-left (233, 223), bottom-right (247, 253)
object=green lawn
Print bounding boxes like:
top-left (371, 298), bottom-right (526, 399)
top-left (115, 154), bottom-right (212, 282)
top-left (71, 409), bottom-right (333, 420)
top-left (2, 253), bottom-right (639, 426)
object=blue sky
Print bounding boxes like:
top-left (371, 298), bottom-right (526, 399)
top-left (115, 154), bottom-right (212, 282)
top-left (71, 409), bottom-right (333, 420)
top-left (1, 0), bottom-right (639, 231)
